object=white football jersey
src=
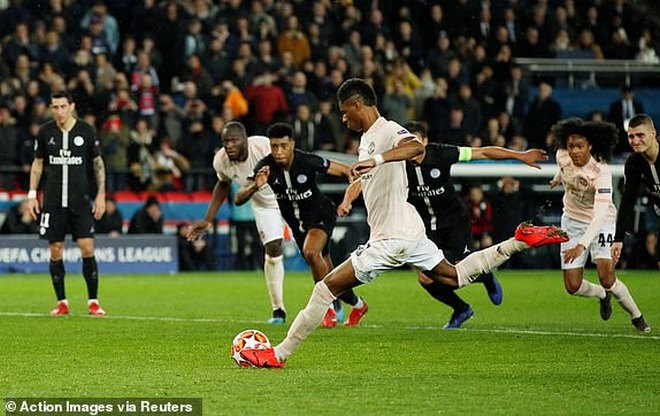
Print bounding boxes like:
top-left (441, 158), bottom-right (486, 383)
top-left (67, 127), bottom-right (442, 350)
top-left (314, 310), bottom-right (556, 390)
top-left (213, 135), bottom-right (279, 210)
top-left (358, 117), bottom-right (426, 241)
top-left (555, 148), bottom-right (616, 223)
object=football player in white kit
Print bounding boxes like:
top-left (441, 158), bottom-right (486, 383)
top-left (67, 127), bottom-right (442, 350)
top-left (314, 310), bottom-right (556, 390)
top-left (241, 79), bottom-right (568, 367)
top-left (187, 121), bottom-right (288, 324)
top-left (549, 118), bottom-right (650, 332)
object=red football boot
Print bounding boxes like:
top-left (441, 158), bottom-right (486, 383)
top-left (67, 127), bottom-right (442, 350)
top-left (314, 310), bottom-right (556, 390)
top-left (514, 222), bottom-right (569, 248)
top-left (240, 348), bottom-right (285, 368)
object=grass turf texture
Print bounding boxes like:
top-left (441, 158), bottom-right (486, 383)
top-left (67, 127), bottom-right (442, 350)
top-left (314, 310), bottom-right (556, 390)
top-left (0, 270), bottom-right (658, 415)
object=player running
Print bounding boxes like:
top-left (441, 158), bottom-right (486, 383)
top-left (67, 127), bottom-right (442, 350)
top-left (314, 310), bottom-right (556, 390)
top-left (237, 122), bottom-right (366, 328)
top-left (240, 78), bottom-right (568, 368)
top-left (187, 121), bottom-right (288, 324)
top-left (611, 114), bottom-right (659, 270)
top-left (339, 121), bottom-right (549, 328)
top-left (549, 118), bottom-right (650, 332)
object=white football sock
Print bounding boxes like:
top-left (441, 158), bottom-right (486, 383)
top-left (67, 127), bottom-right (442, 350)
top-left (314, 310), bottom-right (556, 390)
top-left (574, 280), bottom-right (606, 298)
top-left (264, 254), bottom-right (285, 311)
top-left (608, 279), bottom-right (642, 319)
top-left (455, 238), bottom-right (527, 287)
top-left (275, 281), bottom-right (335, 361)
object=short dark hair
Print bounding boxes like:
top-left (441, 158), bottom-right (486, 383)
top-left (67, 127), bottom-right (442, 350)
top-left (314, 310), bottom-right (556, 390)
top-left (337, 78), bottom-right (377, 106)
top-left (551, 118), bottom-right (618, 162)
top-left (404, 121), bottom-right (426, 137)
top-left (222, 120), bottom-right (247, 139)
top-left (49, 90), bottom-right (73, 104)
top-left (267, 122), bottom-right (295, 140)
top-left (628, 113), bottom-right (655, 130)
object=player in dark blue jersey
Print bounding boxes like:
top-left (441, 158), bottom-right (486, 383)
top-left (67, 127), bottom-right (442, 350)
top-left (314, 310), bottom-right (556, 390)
top-left (339, 122), bottom-right (548, 328)
top-left (237, 123), bottom-right (367, 328)
top-left (612, 114), bottom-right (660, 273)
top-left (27, 91), bottom-right (107, 316)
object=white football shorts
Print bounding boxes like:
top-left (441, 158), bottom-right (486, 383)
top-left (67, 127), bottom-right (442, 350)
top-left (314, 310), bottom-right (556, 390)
top-left (350, 237), bottom-right (445, 283)
top-left (252, 206), bottom-right (286, 244)
top-left (560, 214), bottom-right (615, 269)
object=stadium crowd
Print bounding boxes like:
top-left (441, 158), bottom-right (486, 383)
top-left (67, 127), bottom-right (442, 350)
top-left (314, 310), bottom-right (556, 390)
top-left (0, 0), bottom-right (658, 270)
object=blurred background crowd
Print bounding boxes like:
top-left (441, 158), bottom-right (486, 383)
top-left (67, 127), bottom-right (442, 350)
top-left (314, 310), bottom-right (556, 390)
top-left (0, 0), bottom-right (658, 269)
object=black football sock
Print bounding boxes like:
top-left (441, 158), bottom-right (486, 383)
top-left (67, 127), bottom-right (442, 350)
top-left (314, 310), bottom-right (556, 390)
top-left (82, 256), bottom-right (99, 299)
top-left (338, 289), bottom-right (359, 307)
top-left (422, 281), bottom-right (470, 312)
top-left (49, 259), bottom-right (66, 301)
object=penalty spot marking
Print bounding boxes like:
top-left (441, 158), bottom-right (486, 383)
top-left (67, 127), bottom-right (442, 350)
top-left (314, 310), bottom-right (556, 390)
top-left (0, 311), bottom-right (657, 341)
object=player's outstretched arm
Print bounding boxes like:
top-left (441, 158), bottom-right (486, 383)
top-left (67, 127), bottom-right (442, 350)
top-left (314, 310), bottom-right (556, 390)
top-left (326, 161), bottom-right (353, 182)
top-left (92, 155), bottom-right (106, 220)
top-left (187, 180), bottom-right (230, 241)
top-left (338, 180), bottom-right (362, 217)
top-left (350, 138), bottom-right (423, 177)
top-left (235, 166), bottom-right (270, 206)
top-left (27, 158), bottom-right (43, 220)
top-left (471, 147), bottom-right (548, 169)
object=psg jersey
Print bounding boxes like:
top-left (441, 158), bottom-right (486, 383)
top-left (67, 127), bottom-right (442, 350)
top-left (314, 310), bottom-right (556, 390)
top-left (405, 143), bottom-right (466, 230)
top-left (34, 120), bottom-right (101, 209)
top-left (254, 150), bottom-right (334, 231)
top-left (615, 145), bottom-right (660, 240)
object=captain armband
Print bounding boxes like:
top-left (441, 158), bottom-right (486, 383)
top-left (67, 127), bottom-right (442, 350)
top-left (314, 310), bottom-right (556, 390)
top-left (458, 147), bottom-right (473, 162)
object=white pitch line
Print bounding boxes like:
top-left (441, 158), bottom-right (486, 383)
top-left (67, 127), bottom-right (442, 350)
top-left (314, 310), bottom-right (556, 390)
top-left (1, 311), bottom-right (657, 341)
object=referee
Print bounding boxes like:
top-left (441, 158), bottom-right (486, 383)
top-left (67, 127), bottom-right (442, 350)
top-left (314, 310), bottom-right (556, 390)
top-left (27, 91), bottom-right (107, 316)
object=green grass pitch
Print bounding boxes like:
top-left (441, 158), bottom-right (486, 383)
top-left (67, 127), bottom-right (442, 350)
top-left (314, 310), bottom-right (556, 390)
top-left (1, 270), bottom-right (658, 415)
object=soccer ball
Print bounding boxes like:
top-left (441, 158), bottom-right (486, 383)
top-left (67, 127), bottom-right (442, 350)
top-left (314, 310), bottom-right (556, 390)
top-left (230, 329), bottom-right (271, 368)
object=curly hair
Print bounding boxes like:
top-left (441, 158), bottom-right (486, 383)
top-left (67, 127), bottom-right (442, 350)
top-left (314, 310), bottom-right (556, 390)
top-left (551, 118), bottom-right (618, 162)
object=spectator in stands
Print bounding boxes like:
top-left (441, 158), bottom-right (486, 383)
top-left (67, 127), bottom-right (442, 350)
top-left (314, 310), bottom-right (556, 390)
top-left (153, 136), bottom-right (190, 192)
top-left (98, 114), bottom-right (130, 192)
top-left (4, 22), bottom-right (38, 67)
top-left (286, 71), bottom-right (317, 113)
top-left (39, 29), bottom-right (69, 74)
top-left (108, 87), bottom-right (138, 127)
top-left (177, 222), bottom-right (215, 271)
top-left (278, 15), bottom-right (311, 67)
top-left (127, 118), bottom-right (155, 192)
top-left (80, 0), bottom-right (120, 56)
top-left (245, 70), bottom-right (288, 135)
top-left (524, 82), bottom-right (561, 150)
top-left (490, 177), bottom-right (530, 245)
top-left (115, 36), bottom-right (137, 75)
top-left (608, 85), bottom-right (644, 154)
top-left (0, 103), bottom-right (19, 179)
top-left (466, 184), bottom-right (493, 250)
top-left (636, 28), bottom-right (660, 64)
top-left (130, 52), bottom-right (159, 93)
top-left (381, 80), bottom-right (413, 126)
top-left (95, 196), bottom-right (123, 236)
top-left (1, 200), bottom-right (39, 234)
top-left (128, 195), bottom-right (163, 234)
top-left (423, 77), bottom-right (450, 142)
top-left (444, 106), bottom-right (468, 146)
top-left (157, 94), bottom-right (186, 146)
top-left (454, 83), bottom-right (482, 137)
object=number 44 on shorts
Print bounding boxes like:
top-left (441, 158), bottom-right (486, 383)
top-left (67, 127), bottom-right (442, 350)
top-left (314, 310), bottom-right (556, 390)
top-left (598, 233), bottom-right (613, 247)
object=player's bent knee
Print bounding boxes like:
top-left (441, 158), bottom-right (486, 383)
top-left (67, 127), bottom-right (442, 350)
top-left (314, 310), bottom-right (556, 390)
top-left (264, 239), bottom-right (283, 257)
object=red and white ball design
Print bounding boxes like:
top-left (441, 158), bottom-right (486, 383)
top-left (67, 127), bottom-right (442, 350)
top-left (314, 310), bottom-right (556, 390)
top-left (230, 329), bottom-right (271, 367)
